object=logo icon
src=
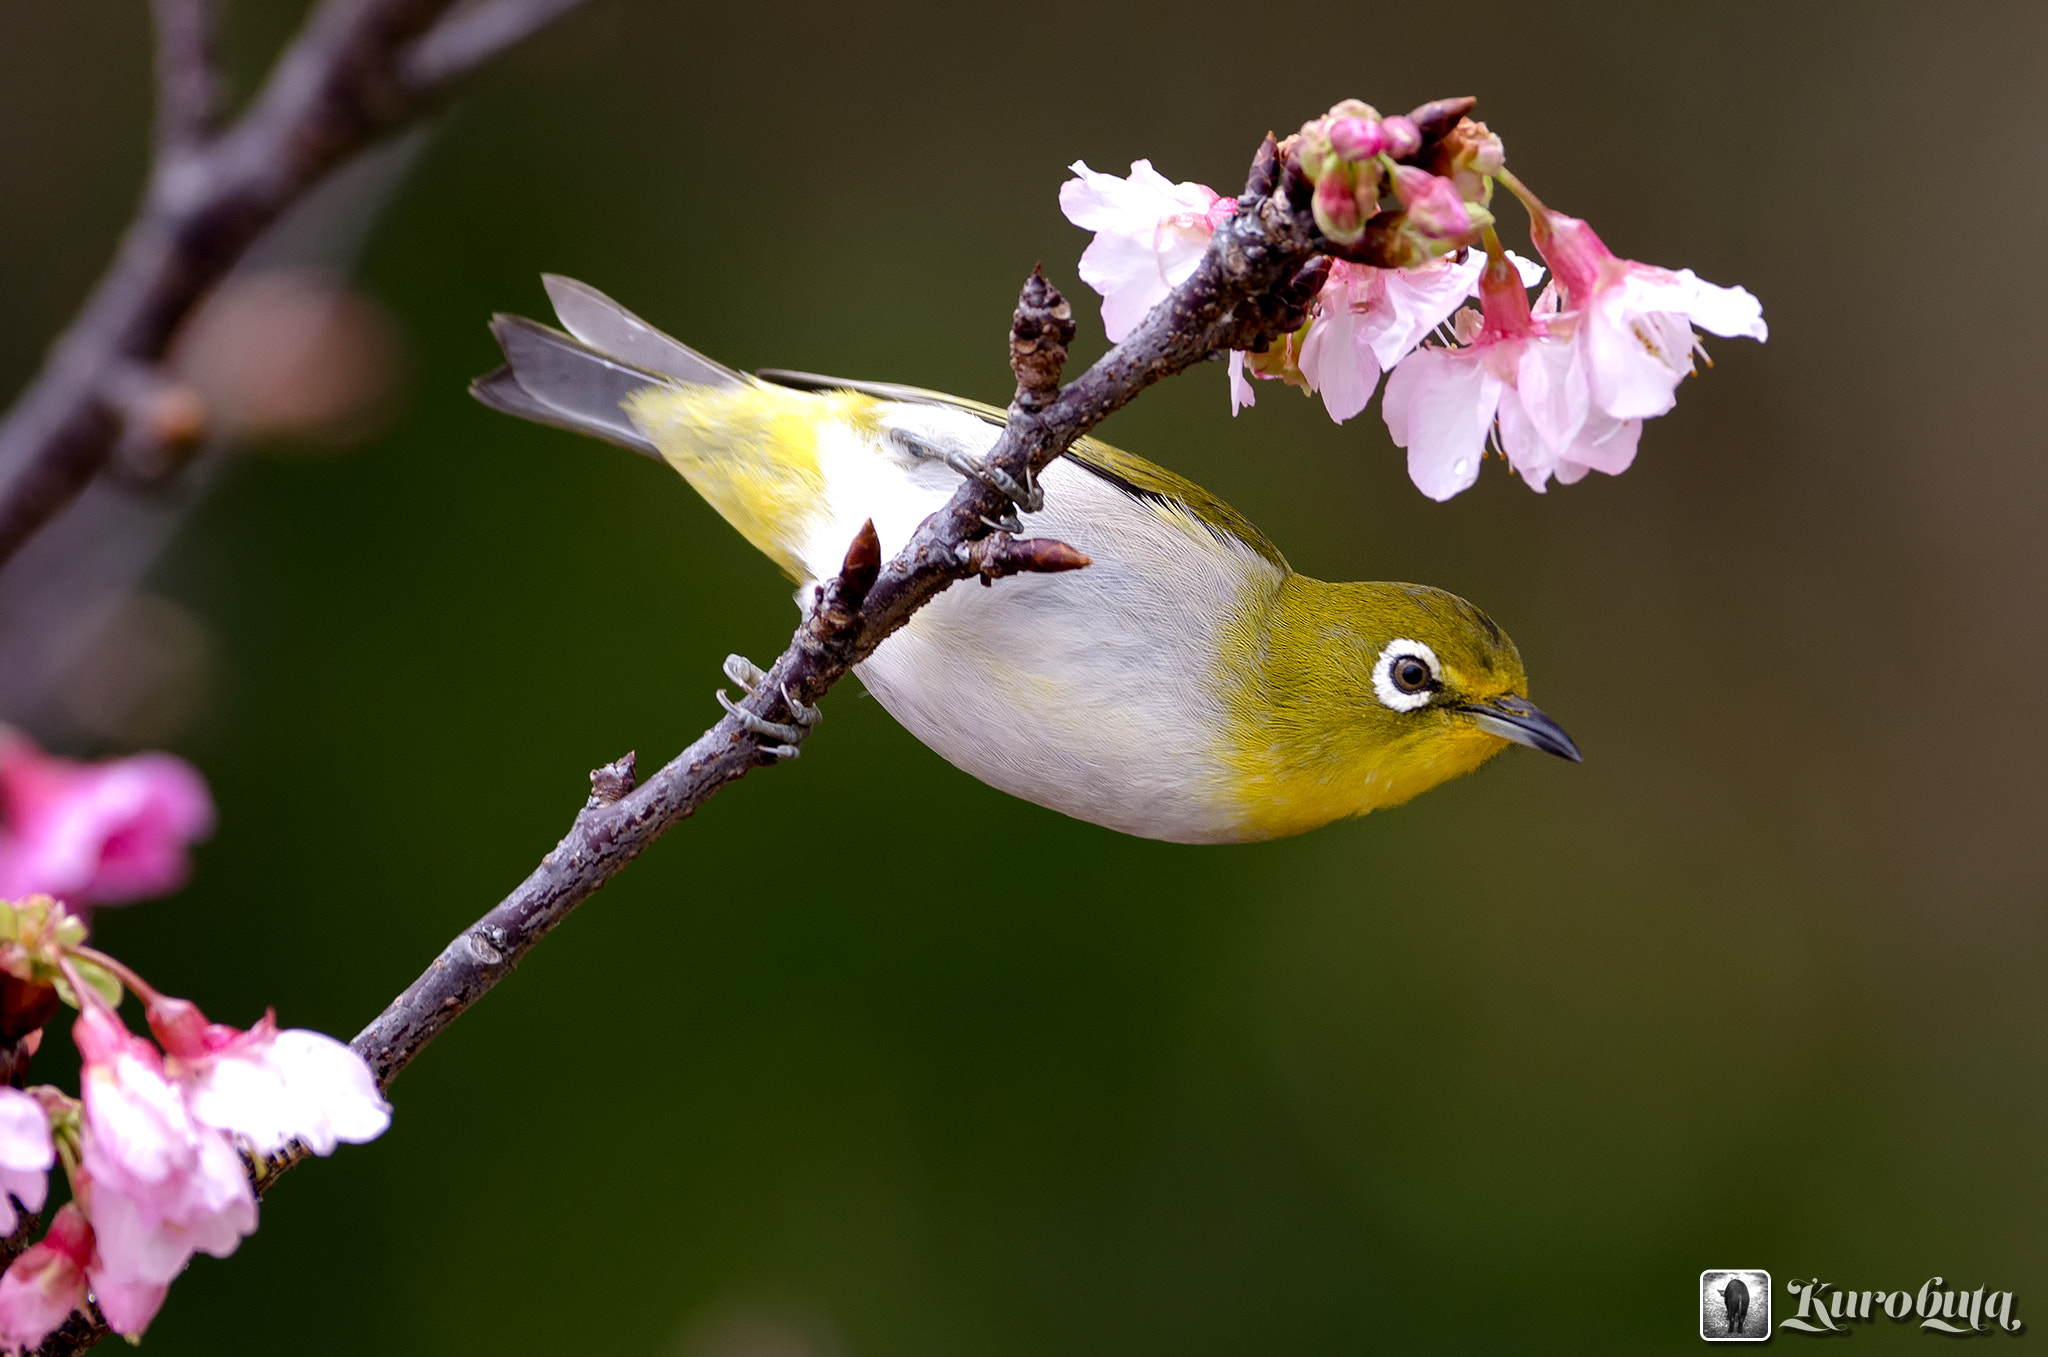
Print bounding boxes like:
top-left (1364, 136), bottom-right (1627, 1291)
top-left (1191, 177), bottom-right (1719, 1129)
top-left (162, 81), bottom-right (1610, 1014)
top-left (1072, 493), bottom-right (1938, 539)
top-left (1702, 1270), bottom-right (1771, 1341)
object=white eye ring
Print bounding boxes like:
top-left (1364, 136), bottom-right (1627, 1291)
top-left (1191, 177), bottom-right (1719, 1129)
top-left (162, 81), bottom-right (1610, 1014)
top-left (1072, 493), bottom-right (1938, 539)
top-left (1372, 639), bottom-right (1442, 712)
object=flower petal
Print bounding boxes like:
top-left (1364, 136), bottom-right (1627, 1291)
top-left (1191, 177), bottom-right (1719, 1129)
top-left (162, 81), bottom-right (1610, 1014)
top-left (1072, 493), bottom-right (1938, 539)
top-left (1383, 349), bottom-right (1500, 501)
top-left (1581, 294), bottom-right (1694, 420)
top-left (1298, 298), bottom-right (1381, 424)
top-left (1226, 351), bottom-right (1255, 414)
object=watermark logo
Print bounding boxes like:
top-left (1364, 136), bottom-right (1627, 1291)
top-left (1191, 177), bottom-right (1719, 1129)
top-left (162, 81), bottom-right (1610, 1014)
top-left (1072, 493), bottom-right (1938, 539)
top-left (1701, 1270), bottom-right (1771, 1342)
top-left (1778, 1277), bottom-right (2022, 1335)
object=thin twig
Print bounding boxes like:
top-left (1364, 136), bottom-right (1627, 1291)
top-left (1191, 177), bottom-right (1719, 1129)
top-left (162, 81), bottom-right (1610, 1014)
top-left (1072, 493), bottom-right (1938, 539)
top-left (149, 0), bottom-right (223, 152)
top-left (0, 0), bottom-right (593, 574)
top-left (400, 0), bottom-right (595, 90)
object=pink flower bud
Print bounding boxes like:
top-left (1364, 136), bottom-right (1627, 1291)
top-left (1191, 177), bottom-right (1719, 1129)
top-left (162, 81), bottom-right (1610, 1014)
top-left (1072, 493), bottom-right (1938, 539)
top-left (1313, 169), bottom-right (1367, 246)
top-left (1391, 166), bottom-right (1476, 241)
top-left (1381, 115), bottom-right (1422, 160)
top-left (1328, 117), bottom-right (1385, 161)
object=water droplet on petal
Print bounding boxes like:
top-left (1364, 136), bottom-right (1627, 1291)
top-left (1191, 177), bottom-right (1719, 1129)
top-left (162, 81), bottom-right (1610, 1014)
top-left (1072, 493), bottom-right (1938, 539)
top-left (1452, 458), bottom-right (1471, 477)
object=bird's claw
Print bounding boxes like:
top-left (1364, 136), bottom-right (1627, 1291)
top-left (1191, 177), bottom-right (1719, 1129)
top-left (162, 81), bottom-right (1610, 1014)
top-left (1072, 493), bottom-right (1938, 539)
top-left (726, 654), bottom-right (822, 728)
top-left (718, 654), bottom-right (821, 760)
top-left (717, 689), bottom-right (806, 756)
top-left (722, 653), bottom-right (769, 692)
top-left (945, 450), bottom-right (1045, 514)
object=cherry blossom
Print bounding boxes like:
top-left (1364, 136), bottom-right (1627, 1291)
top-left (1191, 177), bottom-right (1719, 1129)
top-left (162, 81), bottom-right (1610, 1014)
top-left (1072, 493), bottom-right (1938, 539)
top-left (0, 1087), bottom-right (51, 1235)
top-left (1382, 250), bottom-right (1641, 500)
top-left (1059, 160), bottom-right (1234, 343)
top-left (150, 996), bottom-right (391, 1156)
top-left (0, 730), bottom-right (214, 907)
top-left (0, 1201), bottom-right (90, 1349)
top-left (1522, 193), bottom-right (1767, 420)
top-left (72, 1005), bottom-right (258, 1299)
top-left (1237, 251), bottom-right (1544, 423)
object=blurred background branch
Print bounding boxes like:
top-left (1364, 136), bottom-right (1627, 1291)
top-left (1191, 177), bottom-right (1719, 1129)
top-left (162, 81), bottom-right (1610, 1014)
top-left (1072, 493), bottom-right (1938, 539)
top-left (0, 0), bottom-right (592, 573)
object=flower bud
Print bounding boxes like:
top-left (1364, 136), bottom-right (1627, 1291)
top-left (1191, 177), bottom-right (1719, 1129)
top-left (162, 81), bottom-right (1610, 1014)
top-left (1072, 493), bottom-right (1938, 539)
top-left (1328, 116), bottom-right (1385, 161)
top-left (1443, 118), bottom-right (1504, 177)
top-left (1433, 117), bottom-right (1506, 201)
top-left (1391, 166), bottom-right (1477, 241)
top-left (1295, 128), bottom-right (1330, 184)
top-left (1381, 115), bottom-right (1422, 160)
top-left (1327, 98), bottom-right (1379, 122)
top-left (1313, 168), bottom-right (1368, 245)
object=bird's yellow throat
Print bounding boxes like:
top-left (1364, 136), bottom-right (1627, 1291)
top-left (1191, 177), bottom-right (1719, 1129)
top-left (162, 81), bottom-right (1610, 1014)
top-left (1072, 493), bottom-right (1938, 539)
top-left (1215, 575), bottom-right (1529, 840)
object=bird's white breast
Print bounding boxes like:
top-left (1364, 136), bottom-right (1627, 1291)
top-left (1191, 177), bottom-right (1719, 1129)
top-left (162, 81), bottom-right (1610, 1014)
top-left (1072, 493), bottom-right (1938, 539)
top-left (790, 403), bottom-right (1280, 844)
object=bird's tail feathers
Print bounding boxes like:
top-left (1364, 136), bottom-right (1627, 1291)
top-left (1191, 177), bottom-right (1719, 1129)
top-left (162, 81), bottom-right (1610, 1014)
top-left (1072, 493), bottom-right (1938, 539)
top-left (471, 276), bottom-right (744, 459)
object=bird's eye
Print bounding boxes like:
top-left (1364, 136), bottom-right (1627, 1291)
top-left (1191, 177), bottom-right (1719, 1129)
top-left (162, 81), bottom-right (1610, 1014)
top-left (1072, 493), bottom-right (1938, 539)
top-left (1371, 639), bottom-right (1443, 713)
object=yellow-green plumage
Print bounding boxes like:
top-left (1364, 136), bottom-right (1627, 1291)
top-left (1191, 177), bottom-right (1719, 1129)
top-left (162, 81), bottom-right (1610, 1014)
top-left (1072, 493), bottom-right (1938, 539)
top-left (477, 278), bottom-right (1580, 844)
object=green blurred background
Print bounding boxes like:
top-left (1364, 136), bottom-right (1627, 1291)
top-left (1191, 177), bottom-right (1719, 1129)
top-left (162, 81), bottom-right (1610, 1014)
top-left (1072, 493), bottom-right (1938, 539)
top-left (3, 1), bottom-right (2044, 1351)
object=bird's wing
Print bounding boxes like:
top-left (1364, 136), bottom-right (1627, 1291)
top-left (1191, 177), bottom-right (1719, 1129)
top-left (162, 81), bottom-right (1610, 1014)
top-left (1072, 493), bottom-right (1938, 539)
top-left (756, 369), bottom-right (1290, 571)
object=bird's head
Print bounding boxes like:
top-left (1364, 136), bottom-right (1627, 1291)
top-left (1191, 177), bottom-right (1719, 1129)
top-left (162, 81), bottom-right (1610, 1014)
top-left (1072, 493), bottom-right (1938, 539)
top-left (1224, 578), bottom-right (1579, 838)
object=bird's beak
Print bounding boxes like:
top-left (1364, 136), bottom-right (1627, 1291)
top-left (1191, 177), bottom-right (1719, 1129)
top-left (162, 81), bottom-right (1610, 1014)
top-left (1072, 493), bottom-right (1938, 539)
top-left (1459, 695), bottom-right (1583, 763)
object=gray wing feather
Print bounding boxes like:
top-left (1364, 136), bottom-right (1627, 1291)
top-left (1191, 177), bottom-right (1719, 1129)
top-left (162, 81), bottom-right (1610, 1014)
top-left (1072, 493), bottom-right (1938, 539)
top-left (474, 276), bottom-right (751, 457)
top-left (483, 315), bottom-right (666, 458)
top-left (756, 368), bottom-right (1002, 425)
top-left (541, 275), bottom-right (744, 390)
top-left (469, 364), bottom-right (657, 458)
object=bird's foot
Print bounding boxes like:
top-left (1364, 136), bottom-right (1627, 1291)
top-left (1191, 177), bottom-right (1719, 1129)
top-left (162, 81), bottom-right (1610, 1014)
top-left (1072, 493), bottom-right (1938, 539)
top-left (945, 449), bottom-right (1044, 514)
top-left (718, 654), bottom-right (821, 760)
top-left (891, 429), bottom-right (1043, 515)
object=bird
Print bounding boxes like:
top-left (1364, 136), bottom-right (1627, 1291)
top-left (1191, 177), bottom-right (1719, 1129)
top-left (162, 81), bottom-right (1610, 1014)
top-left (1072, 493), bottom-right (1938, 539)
top-left (472, 275), bottom-right (1580, 844)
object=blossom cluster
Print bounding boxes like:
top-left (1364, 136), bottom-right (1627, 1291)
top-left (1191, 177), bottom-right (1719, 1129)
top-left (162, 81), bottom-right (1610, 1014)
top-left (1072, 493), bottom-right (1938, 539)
top-left (1060, 101), bottom-right (1766, 500)
top-left (0, 893), bottom-right (388, 1347)
top-left (0, 734), bottom-right (383, 1351)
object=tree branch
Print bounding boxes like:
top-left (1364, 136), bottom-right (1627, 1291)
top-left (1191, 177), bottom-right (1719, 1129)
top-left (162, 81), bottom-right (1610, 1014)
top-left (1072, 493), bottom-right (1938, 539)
top-left (400, 0), bottom-right (596, 91)
top-left (149, 0), bottom-right (223, 153)
top-left (25, 94), bottom-right (1478, 1355)
top-left (0, 0), bottom-right (594, 574)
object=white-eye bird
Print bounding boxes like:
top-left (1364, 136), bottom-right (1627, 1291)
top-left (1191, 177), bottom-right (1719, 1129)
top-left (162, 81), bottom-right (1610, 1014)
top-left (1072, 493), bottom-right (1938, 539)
top-left (473, 276), bottom-right (1580, 844)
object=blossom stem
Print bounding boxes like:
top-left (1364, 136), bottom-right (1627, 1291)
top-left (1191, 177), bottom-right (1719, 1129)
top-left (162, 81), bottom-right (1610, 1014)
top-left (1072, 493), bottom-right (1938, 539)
top-left (1493, 167), bottom-right (1549, 223)
top-left (70, 948), bottom-right (159, 1006)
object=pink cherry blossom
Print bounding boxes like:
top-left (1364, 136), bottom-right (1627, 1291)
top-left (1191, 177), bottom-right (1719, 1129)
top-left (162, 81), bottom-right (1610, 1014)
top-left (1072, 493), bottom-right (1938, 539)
top-left (1529, 206), bottom-right (1767, 420)
top-left (0, 1201), bottom-right (91, 1349)
top-left (1383, 252), bottom-right (1641, 500)
top-left (0, 1087), bottom-right (51, 1235)
top-left (72, 1006), bottom-right (257, 1294)
top-left (1236, 251), bottom-right (1545, 423)
top-left (0, 729), bottom-right (214, 907)
top-left (1060, 160), bottom-right (1234, 343)
top-left (150, 997), bottom-right (390, 1156)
